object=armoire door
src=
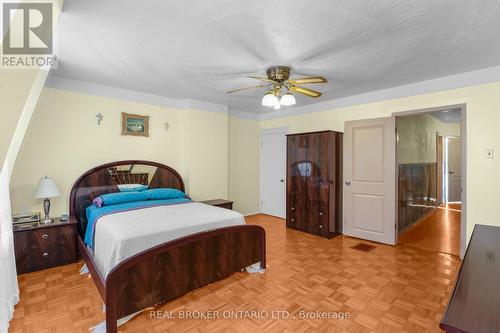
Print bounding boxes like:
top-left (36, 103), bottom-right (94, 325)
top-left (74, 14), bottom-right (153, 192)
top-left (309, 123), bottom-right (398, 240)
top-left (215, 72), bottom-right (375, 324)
top-left (305, 132), bottom-right (331, 236)
top-left (286, 135), bottom-right (308, 230)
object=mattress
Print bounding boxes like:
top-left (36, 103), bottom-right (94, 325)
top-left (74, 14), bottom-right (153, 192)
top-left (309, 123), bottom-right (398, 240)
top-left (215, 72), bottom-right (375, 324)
top-left (90, 202), bottom-right (246, 277)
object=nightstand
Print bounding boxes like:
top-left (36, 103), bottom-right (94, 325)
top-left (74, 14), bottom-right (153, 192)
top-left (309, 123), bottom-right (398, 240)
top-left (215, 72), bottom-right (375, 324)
top-left (13, 217), bottom-right (77, 275)
top-left (199, 199), bottom-right (234, 210)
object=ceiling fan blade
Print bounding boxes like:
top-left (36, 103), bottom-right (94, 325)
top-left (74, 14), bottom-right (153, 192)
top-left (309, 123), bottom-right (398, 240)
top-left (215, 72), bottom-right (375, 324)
top-left (247, 76), bottom-right (278, 84)
top-left (226, 84), bottom-right (268, 94)
top-left (288, 76), bottom-right (328, 84)
top-left (290, 86), bottom-right (322, 98)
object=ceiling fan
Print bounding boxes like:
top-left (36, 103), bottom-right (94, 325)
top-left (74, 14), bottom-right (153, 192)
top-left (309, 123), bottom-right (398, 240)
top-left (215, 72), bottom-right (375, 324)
top-left (226, 66), bottom-right (327, 109)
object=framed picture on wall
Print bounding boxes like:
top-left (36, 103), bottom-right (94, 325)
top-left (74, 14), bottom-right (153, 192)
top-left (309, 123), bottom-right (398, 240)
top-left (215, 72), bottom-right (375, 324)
top-left (121, 112), bottom-right (149, 137)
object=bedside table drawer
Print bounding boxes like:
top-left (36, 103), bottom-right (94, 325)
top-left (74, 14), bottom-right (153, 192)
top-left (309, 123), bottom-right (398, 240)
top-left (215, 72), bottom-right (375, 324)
top-left (31, 227), bottom-right (62, 248)
top-left (199, 199), bottom-right (233, 210)
top-left (30, 249), bottom-right (61, 268)
top-left (14, 223), bottom-right (77, 274)
top-left (216, 202), bottom-right (233, 210)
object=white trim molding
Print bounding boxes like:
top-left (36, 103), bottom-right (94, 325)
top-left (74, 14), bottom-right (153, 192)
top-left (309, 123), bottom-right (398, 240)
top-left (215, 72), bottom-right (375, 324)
top-left (259, 65), bottom-right (500, 120)
top-left (185, 99), bottom-right (228, 114)
top-left (45, 75), bottom-right (186, 109)
top-left (47, 65), bottom-right (500, 121)
top-left (45, 75), bottom-right (228, 114)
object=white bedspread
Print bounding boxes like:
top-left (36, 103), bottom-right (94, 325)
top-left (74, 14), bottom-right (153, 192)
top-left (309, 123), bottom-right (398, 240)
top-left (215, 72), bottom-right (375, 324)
top-left (93, 202), bottom-right (245, 277)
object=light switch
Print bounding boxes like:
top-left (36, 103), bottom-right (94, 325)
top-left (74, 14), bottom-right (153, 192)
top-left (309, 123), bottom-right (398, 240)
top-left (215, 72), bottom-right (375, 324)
top-left (485, 148), bottom-right (494, 159)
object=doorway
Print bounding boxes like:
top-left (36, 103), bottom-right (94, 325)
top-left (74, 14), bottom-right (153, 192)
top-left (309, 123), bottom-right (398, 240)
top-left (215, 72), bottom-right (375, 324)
top-left (396, 107), bottom-right (463, 256)
top-left (260, 128), bottom-right (287, 218)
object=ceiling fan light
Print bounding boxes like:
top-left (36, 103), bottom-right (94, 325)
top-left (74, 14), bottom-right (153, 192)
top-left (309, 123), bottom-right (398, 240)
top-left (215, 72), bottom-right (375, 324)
top-left (262, 93), bottom-right (277, 107)
top-left (280, 93), bottom-right (296, 106)
top-left (273, 98), bottom-right (281, 110)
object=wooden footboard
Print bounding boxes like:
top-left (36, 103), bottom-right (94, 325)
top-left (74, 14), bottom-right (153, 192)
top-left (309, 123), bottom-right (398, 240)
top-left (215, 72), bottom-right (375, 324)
top-left (71, 161), bottom-right (266, 333)
top-left (79, 225), bottom-right (266, 333)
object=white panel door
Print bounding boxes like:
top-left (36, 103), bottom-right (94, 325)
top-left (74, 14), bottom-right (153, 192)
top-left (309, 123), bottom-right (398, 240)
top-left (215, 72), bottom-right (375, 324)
top-left (261, 130), bottom-right (286, 218)
top-left (447, 137), bottom-right (461, 202)
top-left (344, 117), bottom-right (396, 245)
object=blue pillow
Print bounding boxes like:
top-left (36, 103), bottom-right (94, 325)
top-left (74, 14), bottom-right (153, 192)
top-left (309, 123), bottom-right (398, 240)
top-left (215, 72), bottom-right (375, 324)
top-left (99, 191), bottom-right (150, 207)
top-left (144, 188), bottom-right (186, 200)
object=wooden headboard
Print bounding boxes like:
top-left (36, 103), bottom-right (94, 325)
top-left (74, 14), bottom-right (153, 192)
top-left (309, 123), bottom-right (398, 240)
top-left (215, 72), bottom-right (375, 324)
top-left (69, 160), bottom-right (184, 237)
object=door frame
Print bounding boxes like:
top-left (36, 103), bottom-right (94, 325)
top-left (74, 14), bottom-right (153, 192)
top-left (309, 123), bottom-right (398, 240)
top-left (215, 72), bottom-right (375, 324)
top-left (393, 104), bottom-right (466, 258)
top-left (445, 135), bottom-right (461, 203)
top-left (436, 132), bottom-right (445, 206)
top-left (260, 127), bottom-right (288, 217)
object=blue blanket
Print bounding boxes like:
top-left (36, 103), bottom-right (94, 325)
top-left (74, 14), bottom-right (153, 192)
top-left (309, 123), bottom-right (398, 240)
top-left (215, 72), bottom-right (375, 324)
top-left (84, 198), bottom-right (191, 248)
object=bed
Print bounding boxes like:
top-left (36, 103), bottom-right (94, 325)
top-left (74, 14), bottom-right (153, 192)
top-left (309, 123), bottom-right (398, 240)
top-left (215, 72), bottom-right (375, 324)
top-left (69, 160), bottom-right (266, 333)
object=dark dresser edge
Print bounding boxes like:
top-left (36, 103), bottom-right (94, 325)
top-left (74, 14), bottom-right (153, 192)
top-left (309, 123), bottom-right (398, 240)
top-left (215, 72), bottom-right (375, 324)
top-left (439, 224), bottom-right (481, 332)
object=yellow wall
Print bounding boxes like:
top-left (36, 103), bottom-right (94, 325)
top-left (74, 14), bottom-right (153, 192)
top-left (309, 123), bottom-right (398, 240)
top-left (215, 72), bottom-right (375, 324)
top-left (1, 70), bottom-right (40, 167)
top-left (258, 81), bottom-right (500, 242)
top-left (228, 116), bottom-right (260, 215)
top-left (10, 88), bottom-right (229, 216)
top-left (0, 0), bottom-right (63, 171)
top-left (10, 78), bottom-right (500, 245)
top-left (182, 108), bottom-right (228, 200)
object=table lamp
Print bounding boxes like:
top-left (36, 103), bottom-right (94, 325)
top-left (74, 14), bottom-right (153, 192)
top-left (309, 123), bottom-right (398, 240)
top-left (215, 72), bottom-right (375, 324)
top-left (33, 176), bottom-right (61, 224)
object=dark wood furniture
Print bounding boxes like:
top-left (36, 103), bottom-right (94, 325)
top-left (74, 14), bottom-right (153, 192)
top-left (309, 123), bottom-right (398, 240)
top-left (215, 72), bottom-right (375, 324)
top-left (398, 163), bottom-right (437, 233)
top-left (13, 218), bottom-right (77, 274)
top-left (440, 224), bottom-right (500, 333)
top-left (70, 160), bottom-right (265, 333)
top-left (199, 199), bottom-right (233, 210)
top-left (286, 130), bottom-right (343, 238)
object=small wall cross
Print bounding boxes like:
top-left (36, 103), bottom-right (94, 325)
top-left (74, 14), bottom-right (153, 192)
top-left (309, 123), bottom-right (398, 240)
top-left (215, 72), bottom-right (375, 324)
top-left (96, 113), bottom-right (104, 125)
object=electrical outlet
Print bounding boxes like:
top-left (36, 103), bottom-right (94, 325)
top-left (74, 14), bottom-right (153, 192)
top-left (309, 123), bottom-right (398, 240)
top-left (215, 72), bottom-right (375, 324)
top-left (485, 148), bottom-right (494, 159)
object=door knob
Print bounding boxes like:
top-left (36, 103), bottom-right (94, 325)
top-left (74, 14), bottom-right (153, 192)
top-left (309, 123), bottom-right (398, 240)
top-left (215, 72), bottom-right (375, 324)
top-left (345, 181), bottom-right (351, 186)
top-left (280, 179), bottom-right (284, 183)
top-left (448, 171), bottom-right (455, 174)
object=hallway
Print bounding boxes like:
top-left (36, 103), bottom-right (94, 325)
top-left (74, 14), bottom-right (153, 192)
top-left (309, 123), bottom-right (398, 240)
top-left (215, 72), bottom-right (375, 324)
top-left (399, 204), bottom-right (461, 256)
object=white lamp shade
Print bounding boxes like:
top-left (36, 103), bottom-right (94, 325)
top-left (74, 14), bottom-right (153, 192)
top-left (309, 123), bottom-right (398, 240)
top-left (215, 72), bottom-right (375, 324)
top-left (262, 93), bottom-right (278, 107)
top-left (33, 177), bottom-right (61, 199)
top-left (280, 93), bottom-right (296, 106)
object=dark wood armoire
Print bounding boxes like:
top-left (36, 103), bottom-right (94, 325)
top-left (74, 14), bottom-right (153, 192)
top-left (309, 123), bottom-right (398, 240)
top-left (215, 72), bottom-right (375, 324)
top-left (286, 130), bottom-right (343, 238)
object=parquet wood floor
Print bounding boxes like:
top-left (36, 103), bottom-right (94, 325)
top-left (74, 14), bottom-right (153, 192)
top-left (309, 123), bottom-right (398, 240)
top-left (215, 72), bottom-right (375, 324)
top-left (399, 204), bottom-right (461, 256)
top-left (10, 214), bottom-right (461, 332)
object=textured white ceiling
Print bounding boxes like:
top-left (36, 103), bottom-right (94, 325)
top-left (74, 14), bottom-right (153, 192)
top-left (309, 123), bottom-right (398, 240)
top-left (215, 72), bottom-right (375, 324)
top-left (430, 109), bottom-right (461, 123)
top-left (51, 0), bottom-right (500, 113)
